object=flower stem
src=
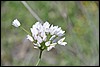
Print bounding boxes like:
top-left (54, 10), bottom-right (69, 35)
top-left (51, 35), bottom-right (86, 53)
top-left (39, 50), bottom-right (43, 59)
top-left (35, 58), bottom-right (40, 66)
top-left (20, 26), bottom-right (31, 35)
top-left (35, 50), bottom-right (43, 66)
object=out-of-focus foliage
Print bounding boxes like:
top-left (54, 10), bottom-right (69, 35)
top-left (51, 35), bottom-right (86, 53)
top-left (1, 1), bottom-right (99, 66)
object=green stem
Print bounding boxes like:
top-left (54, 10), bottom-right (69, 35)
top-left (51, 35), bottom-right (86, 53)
top-left (35, 58), bottom-right (40, 66)
top-left (20, 26), bottom-right (31, 35)
top-left (39, 50), bottom-right (43, 59)
top-left (35, 50), bottom-right (43, 66)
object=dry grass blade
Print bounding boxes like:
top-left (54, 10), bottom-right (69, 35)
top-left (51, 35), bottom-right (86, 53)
top-left (21, 1), bottom-right (43, 23)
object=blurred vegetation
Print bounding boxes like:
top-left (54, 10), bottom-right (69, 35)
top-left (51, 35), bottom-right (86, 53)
top-left (1, 1), bottom-right (99, 66)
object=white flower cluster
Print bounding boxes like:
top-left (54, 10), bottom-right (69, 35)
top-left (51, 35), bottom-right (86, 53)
top-left (27, 21), bottom-right (67, 51)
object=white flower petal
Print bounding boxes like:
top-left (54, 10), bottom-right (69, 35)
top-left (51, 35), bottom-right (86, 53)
top-left (37, 42), bottom-right (41, 47)
top-left (41, 32), bottom-right (46, 37)
top-left (45, 41), bottom-right (50, 46)
top-left (34, 43), bottom-right (37, 46)
top-left (54, 27), bottom-right (62, 35)
top-left (58, 37), bottom-right (67, 46)
top-left (34, 22), bottom-right (43, 32)
top-left (43, 21), bottom-right (50, 32)
top-left (30, 26), bottom-right (38, 36)
top-left (50, 26), bottom-right (59, 35)
top-left (60, 42), bottom-right (67, 46)
top-left (61, 37), bottom-right (65, 41)
top-left (27, 35), bottom-right (34, 42)
top-left (57, 30), bottom-right (65, 36)
top-left (12, 19), bottom-right (21, 27)
top-left (33, 35), bottom-right (38, 40)
top-left (43, 35), bottom-right (47, 41)
top-left (38, 24), bottom-right (43, 32)
top-left (34, 46), bottom-right (38, 48)
top-left (43, 21), bottom-right (50, 28)
top-left (49, 25), bottom-right (54, 34)
top-left (37, 35), bottom-right (43, 43)
top-left (47, 43), bottom-right (57, 51)
top-left (47, 46), bottom-right (53, 51)
top-left (34, 22), bottom-right (40, 28)
top-left (34, 43), bottom-right (39, 48)
top-left (49, 35), bottom-right (56, 40)
top-left (50, 25), bottom-right (53, 29)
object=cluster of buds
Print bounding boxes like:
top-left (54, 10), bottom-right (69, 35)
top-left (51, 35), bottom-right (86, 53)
top-left (27, 21), bottom-right (67, 51)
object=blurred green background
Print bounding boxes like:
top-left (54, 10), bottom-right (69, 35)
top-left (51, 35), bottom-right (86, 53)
top-left (1, 1), bottom-right (99, 66)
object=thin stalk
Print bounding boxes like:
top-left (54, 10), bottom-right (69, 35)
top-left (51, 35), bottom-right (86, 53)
top-left (20, 26), bottom-right (31, 35)
top-left (35, 50), bottom-right (43, 66)
top-left (35, 58), bottom-right (41, 66)
top-left (39, 50), bottom-right (43, 59)
top-left (21, 1), bottom-right (43, 23)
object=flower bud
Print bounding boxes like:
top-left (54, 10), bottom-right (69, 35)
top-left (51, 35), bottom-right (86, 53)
top-left (12, 19), bottom-right (21, 27)
top-left (27, 35), bottom-right (34, 42)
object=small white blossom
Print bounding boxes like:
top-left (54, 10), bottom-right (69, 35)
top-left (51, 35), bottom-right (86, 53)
top-left (30, 26), bottom-right (38, 36)
top-left (12, 19), bottom-right (21, 27)
top-left (49, 35), bottom-right (56, 40)
top-left (54, 27), bottom-right (61, 34)
top-left (37, 42), bottom-right (41, 47)
top-left (43, 21), bottom-right (50, 32)
top-left (45, 41), bottom-right (51, 46)
top-left (35, 22), bottom-right (43, 32)
top-left (34, 46), bottom-right (38, 48)
top-left (33, 35), bottom-right (38, 40)
top-left (27, 35), bottom-right (34, 42)
top-left (40, 32), bottom-right (47, 41)
top-left (57, 30), bottom-right (65, 36)
top-left (37, 35), bottom-right (43, 43)
top-left (33, 43), bottom-right (38, 48)
top-left (45, 41), bottom-right (57, 51)
top-left (47, 46), bottom-right (54, 51)
top-left (33, 42), bottom-right (41, 48)
top-left (58, 37), bottom-right (67, 46)
top-left (51, 26), bottom-right (58, 35)
top-left (47, 43), bottom-right (57, 51)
